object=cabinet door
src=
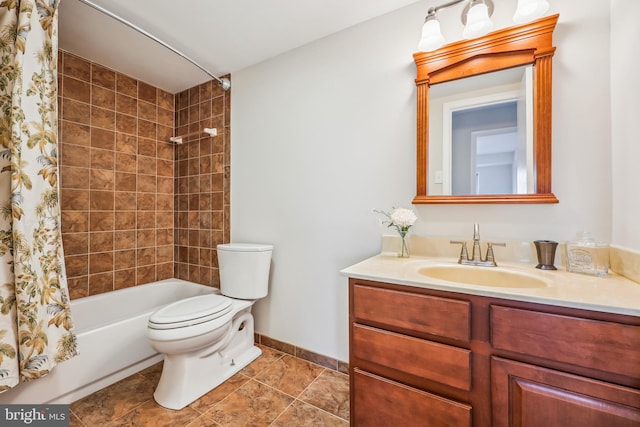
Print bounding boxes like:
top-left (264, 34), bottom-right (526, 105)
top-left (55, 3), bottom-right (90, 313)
top-left (492, 357), bottom-right (640, 427)
top-left (353, 369), bottom-right (472, 427)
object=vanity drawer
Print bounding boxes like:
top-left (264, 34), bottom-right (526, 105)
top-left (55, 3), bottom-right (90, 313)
top-left (352, 324), bottom-right (471, 391)
top-left (352, 284), bottom-right (470, 342)
top-left (491, 306), bottom-right (640, 380)
top-left (353, 369), bottom-right (472, 427)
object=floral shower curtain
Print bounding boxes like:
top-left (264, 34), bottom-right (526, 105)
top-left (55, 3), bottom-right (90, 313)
top-left (0, 0), bottom-right (77, 391)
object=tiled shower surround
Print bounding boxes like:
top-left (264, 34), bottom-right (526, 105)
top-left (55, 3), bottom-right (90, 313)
top-left (57, 52), bottom-right (344, 372)
top-left (59, 51), bottom-right (230, 298)
top-left (173, 80), bottom-right (231, 286)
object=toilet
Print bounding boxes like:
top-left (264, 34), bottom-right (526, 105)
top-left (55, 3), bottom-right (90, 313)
top-left (146, 243), bottom-right (273, 410)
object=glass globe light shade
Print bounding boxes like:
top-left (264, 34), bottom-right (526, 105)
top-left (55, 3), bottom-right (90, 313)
top-left (462, 2), bottom-right (494, 39)
top-left (418, 18), bottom-right (446, 52)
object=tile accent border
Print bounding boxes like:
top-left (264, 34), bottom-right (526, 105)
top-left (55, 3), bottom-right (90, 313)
top-left (255, 334), bottom-right (349, 374)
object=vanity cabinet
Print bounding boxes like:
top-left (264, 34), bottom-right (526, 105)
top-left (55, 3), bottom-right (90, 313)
top-left (349, 278), bottom-right (640, 427)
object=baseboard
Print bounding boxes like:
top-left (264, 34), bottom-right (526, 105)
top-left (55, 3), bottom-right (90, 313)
top-left (255, 333), bottom-right (349, 375)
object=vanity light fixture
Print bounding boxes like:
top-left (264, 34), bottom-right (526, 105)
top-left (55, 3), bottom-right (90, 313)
top-left (418, 0), bottom-right (550, 52)
top-left (418, 0), bottom-right (494, 52)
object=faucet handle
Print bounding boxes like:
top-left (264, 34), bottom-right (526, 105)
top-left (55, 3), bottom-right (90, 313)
top-left (450, 240), bottom-right (469, 263)
top-left (485, 242), bottom-right (506, 266)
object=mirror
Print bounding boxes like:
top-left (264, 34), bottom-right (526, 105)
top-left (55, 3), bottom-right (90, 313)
top-left (429, 65), bottom-right (534, 196)
top-left (413, 14), bottom-right (559, 204)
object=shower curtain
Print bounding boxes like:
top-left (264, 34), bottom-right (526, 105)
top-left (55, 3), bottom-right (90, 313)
top-left (0, 0), bottom-right (77, 391)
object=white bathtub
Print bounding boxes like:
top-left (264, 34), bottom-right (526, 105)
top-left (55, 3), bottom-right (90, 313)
top-left (0, 278), bottom-right (214, 404)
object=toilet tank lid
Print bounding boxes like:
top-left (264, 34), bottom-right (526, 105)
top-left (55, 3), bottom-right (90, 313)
top-left (217, 243), bottom-right (273, 252)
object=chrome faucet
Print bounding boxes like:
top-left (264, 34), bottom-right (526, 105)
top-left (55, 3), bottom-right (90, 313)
top-left (450, 224), bottom-right (506, 267)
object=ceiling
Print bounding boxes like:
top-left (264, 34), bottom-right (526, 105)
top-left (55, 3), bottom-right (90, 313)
top-left (59, 0), bottom-right (424, 93)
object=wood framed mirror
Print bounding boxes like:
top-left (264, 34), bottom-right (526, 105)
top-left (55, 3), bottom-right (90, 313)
top-left (413, 14), bottom-right (559, 204)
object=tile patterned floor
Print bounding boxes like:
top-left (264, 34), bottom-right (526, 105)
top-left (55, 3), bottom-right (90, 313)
top-left (69, 345), bottom-right (350, 426)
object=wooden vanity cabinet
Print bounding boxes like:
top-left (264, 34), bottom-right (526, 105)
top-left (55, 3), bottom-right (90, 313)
top-left (490, 306), bottom-right (640, 427)
top-left (350, 280), bottom-right (477, 426)
top-left (348, 278), bottom-right (640, 427)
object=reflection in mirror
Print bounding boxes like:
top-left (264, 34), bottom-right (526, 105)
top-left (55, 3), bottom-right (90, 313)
top-left (429, 66), bottom-right (534, 196)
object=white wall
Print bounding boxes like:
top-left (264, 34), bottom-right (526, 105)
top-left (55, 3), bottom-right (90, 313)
top-left (611, 0), bottom-right (640, 252)
top-left (231, 0), bottom-right (618, 361)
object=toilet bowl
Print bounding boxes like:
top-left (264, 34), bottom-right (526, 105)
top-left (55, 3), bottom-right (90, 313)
top-left (146, 243), bottom-right (273, 410)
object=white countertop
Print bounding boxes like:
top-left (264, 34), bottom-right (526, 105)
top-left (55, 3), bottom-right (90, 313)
top-left (341, 253), bottom-right (640, 317)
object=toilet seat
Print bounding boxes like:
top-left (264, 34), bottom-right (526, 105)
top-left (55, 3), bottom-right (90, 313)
top-left (149, 294), bottom-right (233, 330)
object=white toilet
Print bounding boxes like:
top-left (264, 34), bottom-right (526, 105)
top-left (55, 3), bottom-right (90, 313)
top-left (146, 243), bottom-right (273, 410)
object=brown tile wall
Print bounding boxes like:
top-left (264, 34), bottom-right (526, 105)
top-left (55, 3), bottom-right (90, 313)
top-left (59, 51), bottom-right (176, 298)
top-left (173, 80), bottom-right (231, 285)
top-left (58, 51), bottom-right (231, 299)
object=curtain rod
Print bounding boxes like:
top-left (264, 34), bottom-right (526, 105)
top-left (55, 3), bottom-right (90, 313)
top-left (75, 0), bottom-right (231, 91)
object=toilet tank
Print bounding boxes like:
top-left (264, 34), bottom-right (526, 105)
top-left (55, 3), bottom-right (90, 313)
top-left (217, 243), bottom-right (273, 299)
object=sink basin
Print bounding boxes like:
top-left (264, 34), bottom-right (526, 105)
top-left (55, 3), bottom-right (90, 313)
top-left (418, 265), bottom-right (548, 288)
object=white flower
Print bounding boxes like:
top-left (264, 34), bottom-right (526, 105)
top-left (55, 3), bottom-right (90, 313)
top-left (373, 207), bottom-right (417, 236)
top-left (389, 208), bottom-right (417, 228)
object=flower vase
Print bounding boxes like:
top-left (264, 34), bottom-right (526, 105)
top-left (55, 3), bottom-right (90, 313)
top-left (398, 232), bottom-right (409, 258)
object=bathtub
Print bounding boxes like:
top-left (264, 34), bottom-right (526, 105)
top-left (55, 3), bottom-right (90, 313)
top-left (0, 278), bottom-right (214, 404)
